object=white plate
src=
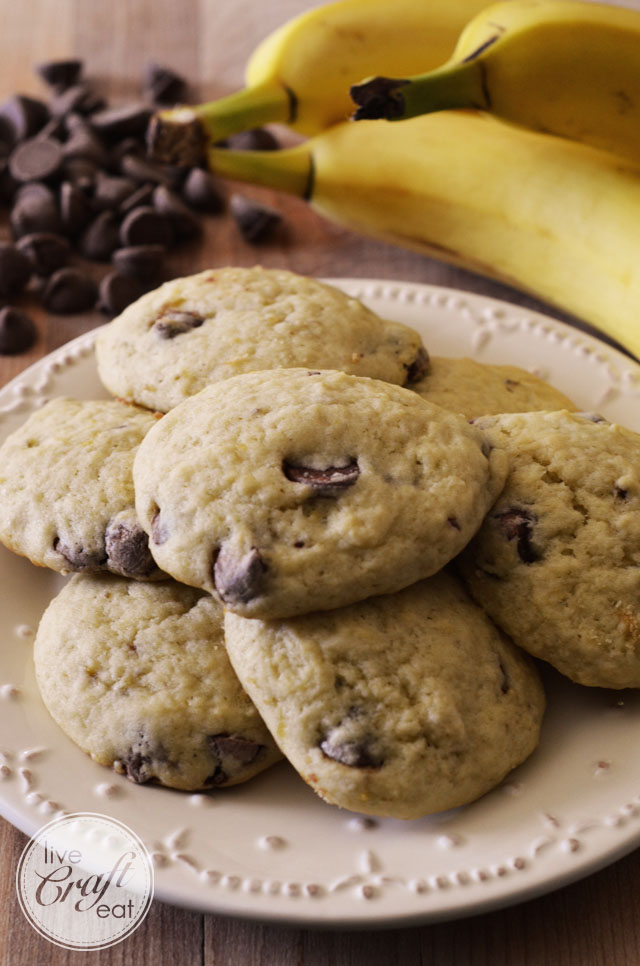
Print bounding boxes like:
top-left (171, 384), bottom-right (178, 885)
top-left (2, 279), bottom-right (640, 929)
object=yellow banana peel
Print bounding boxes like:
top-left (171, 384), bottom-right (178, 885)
top-left (208, 112), bottom-right (640, 359)
top-left (351, 0), bottom-right (640, 165)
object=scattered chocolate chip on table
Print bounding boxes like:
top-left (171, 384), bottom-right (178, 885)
top-left (0, 56), bottom-right (287, 355)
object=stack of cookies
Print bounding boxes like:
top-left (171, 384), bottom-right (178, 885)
top-left (3, 266), bottom-right (638, 820)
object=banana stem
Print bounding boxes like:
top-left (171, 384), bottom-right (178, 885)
top-left (192, 80), bottom-right (293, 140)
top-left (150, 81), bottom-right (293, 166)
top-left (351, 60), bottom-right (487, 121)
top-left (207, 144), bottom-right (313, 199)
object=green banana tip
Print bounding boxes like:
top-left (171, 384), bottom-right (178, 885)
top-left (147, 106), bottom-right (209, 167)
top-left (350, 77), bottom-right (409, 121)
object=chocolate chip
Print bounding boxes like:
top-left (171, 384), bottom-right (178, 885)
top-left (62, 125), bottom-right (108, 166)
top-left (35, 58), bottom-right (83, 90)
top-left (8, 136), bottom-right (63, 183)
top-left (405, 346), bottom-right (430, 384)
top-left (119, 752), bottom-right (153, 784)
top-left (49, 83), bottom-right (96, 119)
top-left (37, 116), bottom-right (67, 141)
top-left (153, 309), bottom-right (204, 338)
top-left (151, 509), bottom-right (169, 545)
top-left (220, 128), bottom-right (280, 151)
top-left (59, 180), bottom-right (93, 235)
top-left (0, 307), bottom-right (36, 354)
top-left (10, 183), bottom-right (60, 236)
top-left (64, 111), bottom-right (90, 134)
top-left (213, 546), bottom-right (267, 605)
top-left (89, 103), bottom-right (152, 139)
top-left (17, 231), bottom-right (70, 276)
top-left (283, 458), bottom-right (360, 494)
top-left (144, 62), bottom-right (188, 105)
top-left (0, 115), bottom-right (16, 153)
top-left (0, 162), bottom-right (18, 204)
top-left (99, 271), bottom-right (149, 315)
top-left (208, 734), bottom-right (262, 765)
top-left (79, 211), bottom-right (120, 261)
top-left (76, 90), bottom-right (107, 116)
top-left (614, 485), bottom-right (629, 500)
top-left (108, 136), bottom-right (145, 169)
top-left (152, 184), bottom-right (200, 239)
top-left (0, 242), bottom-right (32, 296)
top-left (116, 734), bottom-right (161, 784)
top-left (0, 94), bottom-right (49, 141)
top-left (53, 536), bottom-right (106, 570)
top-left (112, 244), bottom-right (165, 282)
top-left (119, 153), bottom-right (173, 187)
top-left (230, 193), bottom-right (281, 243)
top-left (119, 205), bottom-right (174, 247)
top-left (62, 157), bottom-right (99, 188)
top-left (15, 180), bottom-right (54, 203)
top-left (104, 516), bottom-right (157, 577)
top-left (493, 507), bottom-right (540, 564)
top-left (119, 182), bottom-right (154, 215)
top-left (93, 172), bottom-right (137, 210)
top-left (181, 167), bottom-right (224, 213)
top-left (320, 734), bottom-right (383, 768)
top-left (42, 267), bottom-right (98, 313)
top-left (206, 733), bottom-right (264, 786)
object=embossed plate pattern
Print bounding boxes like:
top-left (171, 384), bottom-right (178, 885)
top-left (1, 280), bottom-right (640, 928)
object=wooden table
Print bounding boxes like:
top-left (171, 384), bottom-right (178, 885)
top-left (1, 1), bottom-right (640, 963)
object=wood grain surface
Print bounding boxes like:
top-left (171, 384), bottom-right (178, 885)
top-left (0, 1), bottom-right (639, 963)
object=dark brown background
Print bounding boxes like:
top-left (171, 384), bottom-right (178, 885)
top-left (1, 1), bottom-right (639, 963)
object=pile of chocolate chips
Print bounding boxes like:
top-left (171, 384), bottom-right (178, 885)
top-left (0, 60), bottom-right (282, 355)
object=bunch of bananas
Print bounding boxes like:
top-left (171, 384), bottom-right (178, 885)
top-left (150, 0), bottom-right (640, 358)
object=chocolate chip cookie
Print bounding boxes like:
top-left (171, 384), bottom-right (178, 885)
top-left (0, 397), bottom-right (162, 578)
top-left (412, 356), bottom-right (576, 419)
top-left (34, 573), bottom-right (282, 790)
top-left (458, 410), bottom-right (640, 688)
top-left (95, 266), bottom-right (428, 412)
top-left (224, 570), bottom-right (545, 819)
top-left (133, 368), bottom-right (508, 618)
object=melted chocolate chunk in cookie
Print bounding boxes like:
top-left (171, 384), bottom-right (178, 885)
top-left (53, 536), bottom-right (106, 571)
top-left (153, 309), bottom-right (205, 339)
top-left (404, 345), bottom-right (429, 384)
top-left (493, 507), bottom-right (540, 564)
top-left (105, 516), bottom-right (157, 577)
top-left (213, 546), bottom-right (267, 605)
top-left (206, 733), bottom-right (264, 785)
top-left (320, 734), bottom-right (383, 769)
top-left (283, 458), bottom-right (359, 495)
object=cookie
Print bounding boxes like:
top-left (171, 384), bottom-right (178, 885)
top-left (95, 266), bottom-right (428, 412)
top-left (458, 410), bottom-right (640, 688)
top-left (0, 397), bottom-right (162, 579)
top-left (412, 356), bottom-right (576, 419)
top-left (224, 570), bottom-right (545, 819)
top-left (134, 368), bottom-right (508, 618)
top-left (34, 573), bottom-right (282, 790)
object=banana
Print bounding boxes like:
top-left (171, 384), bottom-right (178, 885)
top-left (206, 112), bottom-right (640, 359)
top-left (351, 0), bottom-right (640, 164)
top-left (149, 0), bottom-right (505, 164)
